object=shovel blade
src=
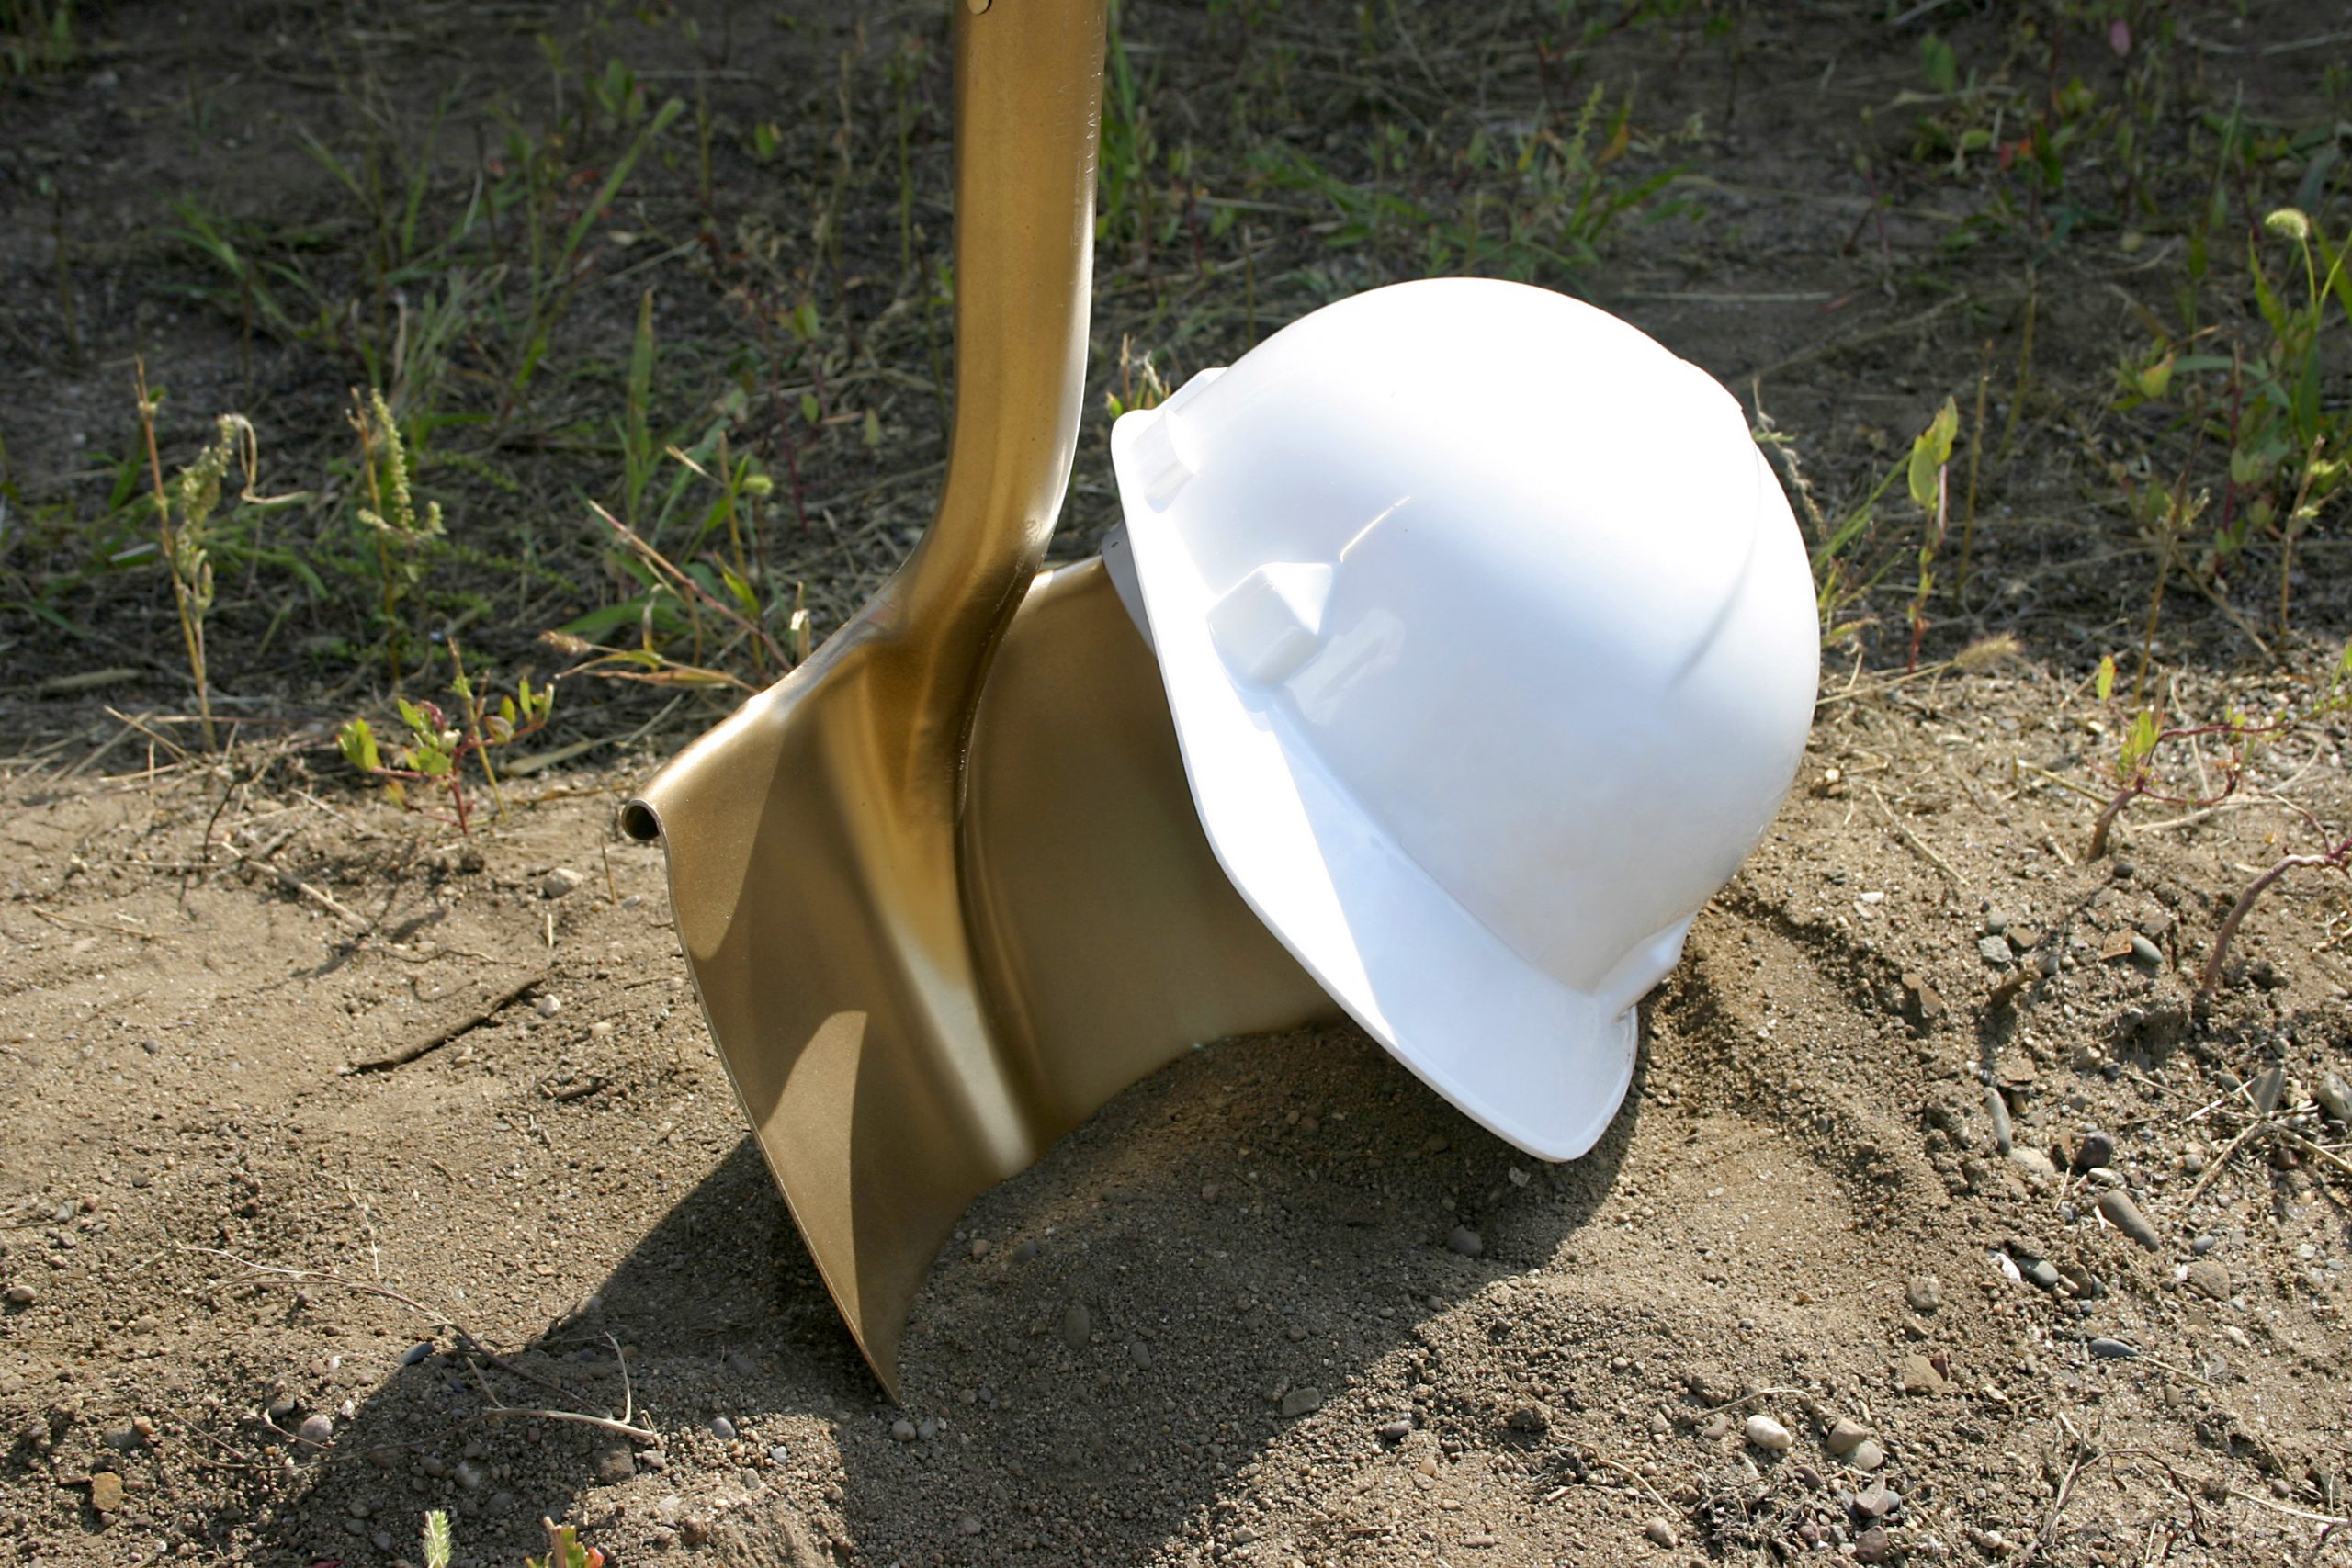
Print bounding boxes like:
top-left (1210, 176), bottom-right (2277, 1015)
top-left (626, 559), bottom-right (1329, 1395)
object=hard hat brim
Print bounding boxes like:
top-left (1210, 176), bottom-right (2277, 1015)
top-left (1112, 418), bottom-right (1642, 1162)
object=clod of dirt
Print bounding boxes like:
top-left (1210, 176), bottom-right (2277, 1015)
top-left (1896, 1354), bottom-right (1947, 1395)
top-left (87, 1472), bottom-right (121, 1515)
top-left (2188, 1259), bottom-right (2233, 1300)
top-left (593, 1444), bottom-right (635, 1483)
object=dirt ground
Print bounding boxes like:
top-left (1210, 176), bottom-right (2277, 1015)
top-left (5, 2), bottom-right (2352, 1566)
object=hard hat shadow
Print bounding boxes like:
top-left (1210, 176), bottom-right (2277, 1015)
top-left (258, 1021), bottom-right (1639, 1562)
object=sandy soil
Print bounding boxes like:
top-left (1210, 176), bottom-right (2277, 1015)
top-left (2, 664), bottom-right (2349, 1566)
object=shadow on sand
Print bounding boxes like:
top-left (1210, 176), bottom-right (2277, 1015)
top-left (268, 1023), bottom-right (1636, 1564)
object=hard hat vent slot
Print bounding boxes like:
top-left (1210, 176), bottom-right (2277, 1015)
top-left (1205, 562), bottom-right (1334, 686)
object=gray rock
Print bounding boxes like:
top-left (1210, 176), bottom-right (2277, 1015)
top-left (1856, 1523), bottom-right (1892, 1563)
top-left (1061, 1302), bottom-right (1091, 1350)
top-left (296, 1413), bottom-right (334, 1448)
top-left (1446, 1226), bottom-right (1484, 1258)
top-left (2250, 1064), bottom-right (2285, 1116)
top-left (400, 1341), bottom-right (434, 1367)
top-left (2096, 1190), bottom-right (2163, 1251)
top-left (541, 868), bottom-right (584, 899)
top-left (1645, 1517), bottom-right (1679, 1548)
top-left (890, 1418), bottom-right (916, 1443)
top-left (2129, 934), bottom-right (2162, 968)
top-left (1853, 1484), bottom-right (1897, 1519)
top-left (1982, 910), bottom-right (2011, 936)
top-left (1905, 1275), bottom-right (1941, 1313)
top-left (1376, 1419), bottom-right (1413, 1442)
top-left (1977, 936), bottom-right (2014, 967)
top-left (1279, 1386), bottom-right (1323, 1418)
top-left (708, 1415), bottom-right (737, 1441)
top-left (769, 1445), bottom-right (790, 1465)
top-left (593, 1444), bottom-right (635, 1483)
top-left (2021, 1258), bottom-right (2062, 1292)
top-left (1850, 1438), bottom-right (1887, 1472)
top-left (2186, 1259), bottom-right (2232, 1300)
top-left (2316, 1073), bottom-right (2352, 1125)
top-left (2087, 1337), bottom-right (2138, 1359)
top-left (1986, 1088), bottom-right (2014, 1154)
top-left (1825, 1417), bottom-right (1870, 1457)
top-left (2072, 1130), bottom-right (2114, 1172)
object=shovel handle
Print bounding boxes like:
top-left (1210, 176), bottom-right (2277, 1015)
top-left (895, 0), bottom-right (1108, 664)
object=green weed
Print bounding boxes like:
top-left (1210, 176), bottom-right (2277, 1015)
top-left (338, 643), bottom-right (552, 834)
top-left (350, 388), bottom-right (445, 690)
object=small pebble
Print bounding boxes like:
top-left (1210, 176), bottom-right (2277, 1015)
top-left (968, 1237), bottom-right (991, 1260)
top-left (2128, 934), bottom-right (2161, 968)
top-left (401, 1341), bottom-right (434, 1367)
top-left (1012, 1239), bottom-right (1039, 1263)
top-left (2072, 1130), bottom-right (2114, 1172)
top-left (1976, 936), bottom-right (2013, 967)
top-left (1850, 1438), bottom-right (1887, 1472)
top-left (89, 1472), bottom-right (123, 1513)
top-left (2316, 1073), bottom-right (2352, 1124)
top-left (1855, 1523), bottom-right (1892, 1563)
top-left (769, 1444), bottom-right (790, 1465)
top-left (959, 1515), bottom-right (983, 1537)
top-left (296, 1413), bottom-right (334, 1448)
top-left (2087, 1337), bottom-right (2139, 1359)
top-left (2008, 1146), bottom-right (2057, 1183)
top-left (1446, 1226), bottom-right (1484, 1258)
top-left (3, 1282), bottom-right (35, 1306)
top-left (1745, 1414), bottom-right (1792, 1452)
top-left (1061, 1302), bottom-right (1091, 1350)
top-left (533, 994), bottom-right (563, 1017)
top-left (2096, 1190), bottom-right (2163, 1252)
top-left (891, 1418), bottom-right (917, 1443)
top-left (1376, 1419), bottom-right (1413, 1442)
top-left (2022, 1258), bottom-right (2062, 1292)
top-left (541, 868), bottom-right (584, 899)
top-left (1853, 1484), bottom-right (1897, 1519)
top-left (1644, 1517), bottom-right (1678, 1548)
top-left (1905, 1275), bottom-right (1941, 1314)
top-left (593, 1444), bottom-right (635, 1483)
top-left (708, 1416), bottom-right (737, 1441)
top-left (455, 1459), bottom-right (487, 1491)
top-left (1280, 1386), bottom-right (1323, 1418)
top-left (1825, 1417), bottom-right (1870, 1457)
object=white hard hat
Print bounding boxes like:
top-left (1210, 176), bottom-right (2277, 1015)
top-left (1108, 277), bottom-right (1819, 1161)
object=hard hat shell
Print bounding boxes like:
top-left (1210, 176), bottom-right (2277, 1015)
top-left (1111, 276), bottom-right (1819, 1161)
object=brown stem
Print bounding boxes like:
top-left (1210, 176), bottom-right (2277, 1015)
top-left (2201, 851), bottom-right (2341, 996)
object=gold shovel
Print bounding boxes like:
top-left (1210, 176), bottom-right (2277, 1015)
top-left (619, 0), bottom-right (1333, 1399)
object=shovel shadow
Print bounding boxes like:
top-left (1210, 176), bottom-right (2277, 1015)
top-left (262, 1022), bottom-right (1635, 1564)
